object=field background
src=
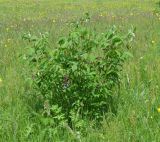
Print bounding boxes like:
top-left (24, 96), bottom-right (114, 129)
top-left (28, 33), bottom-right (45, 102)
top-left (0, 0), bottom-right (160, 141)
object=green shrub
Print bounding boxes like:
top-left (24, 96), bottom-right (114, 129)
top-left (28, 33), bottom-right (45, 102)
top-left (22, 14), bottom-right (135, 127)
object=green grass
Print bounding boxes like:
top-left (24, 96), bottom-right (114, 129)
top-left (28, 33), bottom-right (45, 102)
top-left (0, 0), bottom-right (160, 141)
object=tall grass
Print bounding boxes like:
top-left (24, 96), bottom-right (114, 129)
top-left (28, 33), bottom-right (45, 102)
top-left (0, 0), bottom-right (160, 141)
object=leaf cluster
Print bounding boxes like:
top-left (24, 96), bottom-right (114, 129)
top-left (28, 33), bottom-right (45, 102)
top-left (22, 13), bottom-right (135, 128)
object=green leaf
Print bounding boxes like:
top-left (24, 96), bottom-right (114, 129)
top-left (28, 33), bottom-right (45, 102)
top-left (71, 63), bottom-right (78, 72)
top-left (123, 51), bottom-right (133, 59)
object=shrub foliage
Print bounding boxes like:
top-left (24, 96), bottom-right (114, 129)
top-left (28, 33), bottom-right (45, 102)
top-left (22, 14), bottom-right (135, 126)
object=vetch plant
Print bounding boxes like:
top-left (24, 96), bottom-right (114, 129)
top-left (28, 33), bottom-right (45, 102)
top-left (22, 13), bottom-right (135, 128)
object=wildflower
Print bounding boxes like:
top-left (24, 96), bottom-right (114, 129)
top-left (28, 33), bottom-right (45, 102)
top-left (151, 40), bottom-right (155, 44)
top-left (157, 107), bottom-right (160, 113)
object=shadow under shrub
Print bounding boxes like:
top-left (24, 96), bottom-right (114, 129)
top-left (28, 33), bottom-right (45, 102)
top-left (22, 13), bottom-right (135, 128)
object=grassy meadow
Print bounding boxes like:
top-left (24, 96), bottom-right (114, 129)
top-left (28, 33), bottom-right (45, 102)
top-left (0, 0), bottom-right (160, 141)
